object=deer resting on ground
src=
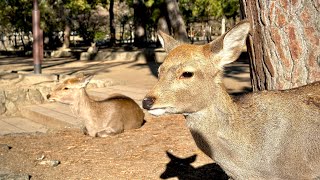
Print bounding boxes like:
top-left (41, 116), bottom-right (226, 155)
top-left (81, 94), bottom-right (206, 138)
top-left (142, 20), bottom-right (320, 179)
top-left (47, 75), bottom-right (144, 137)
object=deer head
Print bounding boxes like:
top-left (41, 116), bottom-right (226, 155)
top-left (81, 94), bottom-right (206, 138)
top-left (143, 20), bottom-right (250, 116)
top-left (47, 75), bottom-right (93, 104)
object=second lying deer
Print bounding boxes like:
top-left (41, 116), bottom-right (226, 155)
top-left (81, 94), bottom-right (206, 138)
top-left (143, 21), bottom-right (320, 179)
top-left (47, 75), bottom-right (144, 137)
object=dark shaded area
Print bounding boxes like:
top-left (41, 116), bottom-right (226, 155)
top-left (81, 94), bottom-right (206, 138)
top-left (224, 52), bottom-right (250, 80)
top-left (0, 50), bottom-right (32, 57)
top-left (160, 151), bottom-right (229, 180)
top-left (130, 48), bottom-right (162, 78)
top-left (229, 87), bottom-right (252, 96)
top-left (225, 52), bottom-right (252, 95)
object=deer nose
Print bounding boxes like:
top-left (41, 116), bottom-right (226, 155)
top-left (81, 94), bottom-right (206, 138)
top-left (142, 97), bottom-right (155, 110)
top-left (46, 94), bottom-right (51, 99)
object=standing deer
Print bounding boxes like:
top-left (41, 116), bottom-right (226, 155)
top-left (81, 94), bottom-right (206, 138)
top-left (47, 75), bottom-right (144, 137)
top-left (143, 20), bottom-right (320, 179)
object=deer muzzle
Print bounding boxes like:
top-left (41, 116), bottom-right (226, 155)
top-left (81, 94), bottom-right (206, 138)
top-left (142, 96), bottom-right (155, 110)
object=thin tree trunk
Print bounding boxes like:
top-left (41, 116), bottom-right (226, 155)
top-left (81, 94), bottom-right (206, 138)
top-left (20, 32), bottom-right (25, 51)
top-left (109, 0), bottom-right (116, 45)
top-left (133, 0), bottom-right (147, 47)
top-left (165, 0), bottom-right (189, 42)
top-left (240, 0), bottom-right (320, 91)
top-left (157, 2), bottom-right (171, 35)
top-left (62, 24), bottom-right (71, 49)
top-left (221, 16), bottom-right (226, 35)
top-left (157, 16), bottom-right (170, 34)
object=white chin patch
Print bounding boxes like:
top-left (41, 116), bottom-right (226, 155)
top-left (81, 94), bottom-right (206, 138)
top-left (148, 109), bottom-right (166, 116)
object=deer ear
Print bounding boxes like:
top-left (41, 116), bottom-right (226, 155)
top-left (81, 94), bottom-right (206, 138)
top-left (186, 154), bottom-right (197, 163)
top-left (158, 30), bottom-right (181, 53)
top-left (166, 151), bottom-right (174, 159)
top-left (216, 20), bottom-right (250, 67)
top-left (79, 75), bottom-right (93, 88)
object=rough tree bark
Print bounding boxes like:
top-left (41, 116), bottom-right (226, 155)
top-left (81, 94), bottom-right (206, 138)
top-left (240, 0), bottom-right (320, 91)
top-left (165, 0), bottom-right (189, 42)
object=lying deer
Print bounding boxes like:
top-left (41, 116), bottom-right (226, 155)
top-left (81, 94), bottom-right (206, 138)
top-left (47, 75), bottom-right (144, 137)
top-left (143, 20), bottom-right (320, 179)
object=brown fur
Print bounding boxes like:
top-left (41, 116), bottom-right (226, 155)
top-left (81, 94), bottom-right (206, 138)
top-left (48, 76), bottom-right (144, 137)
top-left (143, 20), bottom-right (320, 179)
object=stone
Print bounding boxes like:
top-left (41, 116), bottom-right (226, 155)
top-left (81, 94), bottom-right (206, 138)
top-left (0, 173), bottom-right (30, 180)
top-left (80, 52), bottom-right (91, 61)
top-left (27, 89), bottom-right (44, 104)
top-left (0, 103), bottom-right (6, 115)
top-left (20, 74), bottom-right (58, 85)
top-left (0, 73), bottom-right (19, 80)
top-left (38, 160), bottom-right (60, 167)
top-left (5, 89), bottom-right (27, 102)
top-left (51, 49), bottom-right (72, 58)
top-left (0, 90), bottom-right (5, 104)
top-left (5, 101), bottom-right (18, 116)
top-left (0, 144), bottom-right (11, 152)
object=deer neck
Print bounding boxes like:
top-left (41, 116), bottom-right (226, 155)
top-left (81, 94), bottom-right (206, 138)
top-left (185, 87), bottom-right (240, 158)
top-left (70, 88), bottom-right (93, 118)
top-left (187, 84), bottom-right (238, 125)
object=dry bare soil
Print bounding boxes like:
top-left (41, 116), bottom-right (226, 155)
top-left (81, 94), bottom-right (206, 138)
top-left (0, 51), bottom-right (250, 180)
top-left (0, 114), bottom-right (228, 180)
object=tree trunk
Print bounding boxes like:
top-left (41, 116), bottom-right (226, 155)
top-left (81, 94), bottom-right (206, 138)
top-left (165, 0), bottom-right (189, 42)
top-left (109, 0), bottom-right (116, 45)
top-left (157, 16), bottom-right (170, 34)
top-left (62, 24), bottom-right (71, 49)
top-left (133, 0), bottom-right (147, 47)
top-left (20, 33), bottom-right (25, 51)
top-left (240, 0), bottom-right (320, 91)
top-left (221, 16), bottom-right (226, 35)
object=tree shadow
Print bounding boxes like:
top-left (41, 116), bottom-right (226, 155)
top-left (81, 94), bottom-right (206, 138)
top-left (229, 87), bottom-right (252, 96)
top-left (131, 48), bottom-right (162, 78)
top-left (160, 151), bottom-right (229, 180)
top-left (223, 52), bottom-right (250, 82)
top-left (65, 46), bottom-right (161, 77)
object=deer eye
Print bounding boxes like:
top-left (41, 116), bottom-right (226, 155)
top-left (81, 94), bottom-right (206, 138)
top-left (180, 72), bottom-right (194, 79)
top-left (63, 87), bottom-right (69, 90)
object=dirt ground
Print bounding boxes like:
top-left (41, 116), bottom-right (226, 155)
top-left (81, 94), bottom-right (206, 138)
top-left (0, 51), bottom-right (250, 180)
top-left (0, 114), bottom-right (228, 180)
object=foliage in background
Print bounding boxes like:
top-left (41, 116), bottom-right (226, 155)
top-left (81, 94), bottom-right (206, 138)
top-left (0, 0), bottom-right (33, 33)
top-left (179, 0), bottom-right (239, 22)
top-left (0, 0), bottom-right (239, 48)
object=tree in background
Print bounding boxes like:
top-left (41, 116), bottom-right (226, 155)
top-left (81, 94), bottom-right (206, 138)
top-left (0, 0), bottom-right (33, 50)
top-left (109, 0), bottom-right (116, 45)
top-left (180, 0), bottom-right (239, 34)
top-left (66, 0), bottom-right (107, 45)
top-left (133, 0), bottom-right (147, 47)
top-left (240, 0), bottom-right (320, 90)
top-left (164, 0), bottom-right (188, 42)
top-left (0, 0), bottom-right (241, 50)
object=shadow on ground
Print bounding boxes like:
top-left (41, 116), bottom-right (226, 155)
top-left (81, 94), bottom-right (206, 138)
top-left (160, 151), bottom-right (229, 180)
top-left (0, 47), bottom-right (251, 94)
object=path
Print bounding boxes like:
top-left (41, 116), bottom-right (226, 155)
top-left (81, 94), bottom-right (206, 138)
top-left (0, 49), bottom-right (251, 179)
top-left (0, 49), bottom-right (251, 135)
